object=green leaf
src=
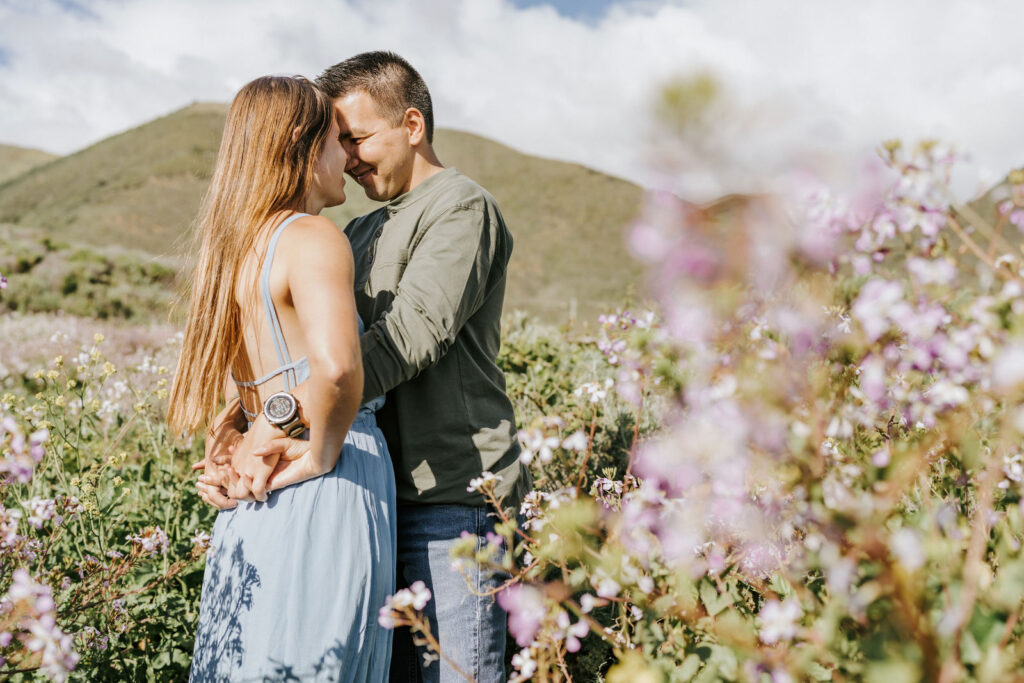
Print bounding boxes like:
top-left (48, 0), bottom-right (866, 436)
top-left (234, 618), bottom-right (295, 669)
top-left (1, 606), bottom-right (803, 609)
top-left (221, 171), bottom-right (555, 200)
top-left (676, 654), bottom-right (702, 681)
top-left (805, 662), bottom-right (833, 682)
top-left (960, 629), bottom-right (982, 666)
top-left (699, 581), bottom-right (733, 617)
top-left (864, 661), bottom-right (920, 683)
top-left (769, 572), bottom-right (793, 598)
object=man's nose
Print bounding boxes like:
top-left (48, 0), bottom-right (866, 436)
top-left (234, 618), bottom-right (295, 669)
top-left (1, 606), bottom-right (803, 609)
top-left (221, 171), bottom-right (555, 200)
top-left (343, 142), bottom-right (359, 169)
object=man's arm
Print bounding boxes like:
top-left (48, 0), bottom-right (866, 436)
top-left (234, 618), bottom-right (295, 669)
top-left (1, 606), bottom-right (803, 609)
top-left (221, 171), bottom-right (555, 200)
top-left (360, 204), bottom-right (504, 401)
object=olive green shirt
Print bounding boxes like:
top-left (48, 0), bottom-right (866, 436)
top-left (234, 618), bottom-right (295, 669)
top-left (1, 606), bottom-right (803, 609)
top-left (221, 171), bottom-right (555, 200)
top-left (345, 167), bottom-right (529, 510)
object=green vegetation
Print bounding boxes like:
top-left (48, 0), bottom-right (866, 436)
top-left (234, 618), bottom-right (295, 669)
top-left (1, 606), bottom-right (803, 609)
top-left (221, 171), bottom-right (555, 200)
top-left (0, 144), bottom-right (57, 185)
top-left (0, 104), bottom-right (645, 323)
top-left (0, 226), bottom-right (181, 323)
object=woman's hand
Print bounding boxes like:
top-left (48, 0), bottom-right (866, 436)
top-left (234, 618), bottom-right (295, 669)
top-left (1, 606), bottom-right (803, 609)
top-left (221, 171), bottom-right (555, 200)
top-left (228, 414), bottom-right (283, 502)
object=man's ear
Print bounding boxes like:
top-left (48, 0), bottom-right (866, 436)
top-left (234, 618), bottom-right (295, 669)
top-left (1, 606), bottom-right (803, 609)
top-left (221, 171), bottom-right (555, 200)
top-left (403, 108), bottom-right (427, 146)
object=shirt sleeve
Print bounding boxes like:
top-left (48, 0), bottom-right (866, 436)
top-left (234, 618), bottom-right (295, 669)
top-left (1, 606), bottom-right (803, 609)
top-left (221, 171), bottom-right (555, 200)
top-left (359, 204), bottom-right (502, 401)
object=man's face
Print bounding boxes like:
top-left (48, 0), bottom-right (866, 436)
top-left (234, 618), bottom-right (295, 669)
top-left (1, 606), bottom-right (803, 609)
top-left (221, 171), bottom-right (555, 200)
top-left (333, 90), bottom-right (415, 202)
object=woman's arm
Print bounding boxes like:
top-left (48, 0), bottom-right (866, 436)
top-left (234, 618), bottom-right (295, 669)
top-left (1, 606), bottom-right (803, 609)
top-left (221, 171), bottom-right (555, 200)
top-left (194, 374), bottom-right (246, 508)
top-left (248, 215), bottom-right (364, 495)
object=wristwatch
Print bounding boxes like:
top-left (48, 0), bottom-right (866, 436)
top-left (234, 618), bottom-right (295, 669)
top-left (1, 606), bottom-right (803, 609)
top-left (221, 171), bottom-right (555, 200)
top-left (263, 391), bottom-right (306, 438)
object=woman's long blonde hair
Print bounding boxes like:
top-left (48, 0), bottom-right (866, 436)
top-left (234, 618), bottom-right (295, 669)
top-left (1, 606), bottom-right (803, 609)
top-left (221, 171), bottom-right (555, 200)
top-left (168, 76), bottom-right (333, 435)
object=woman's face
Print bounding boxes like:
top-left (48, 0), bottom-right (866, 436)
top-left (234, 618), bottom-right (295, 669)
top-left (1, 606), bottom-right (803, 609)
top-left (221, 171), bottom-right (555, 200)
top-left (310, 115), bottom-right (348, 210)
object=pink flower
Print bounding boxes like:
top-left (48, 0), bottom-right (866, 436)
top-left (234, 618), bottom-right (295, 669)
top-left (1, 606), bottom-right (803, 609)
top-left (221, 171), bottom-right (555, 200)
top-left (126, 526), bottom-right (169, 557)
top-left (498, 584), bottom-right (546, 647)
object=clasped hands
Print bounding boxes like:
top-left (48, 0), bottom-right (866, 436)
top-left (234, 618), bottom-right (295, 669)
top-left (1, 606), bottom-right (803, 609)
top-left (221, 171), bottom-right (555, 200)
top-left (193, 401), bottom-right (312, 509)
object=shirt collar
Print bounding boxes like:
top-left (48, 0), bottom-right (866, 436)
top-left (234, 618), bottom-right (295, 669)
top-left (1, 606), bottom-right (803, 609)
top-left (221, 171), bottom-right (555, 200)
top-left (386, 167), bottom-right (457, 215)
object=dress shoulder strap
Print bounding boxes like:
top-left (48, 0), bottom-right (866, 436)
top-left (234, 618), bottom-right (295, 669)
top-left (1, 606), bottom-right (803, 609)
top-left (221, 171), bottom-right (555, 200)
top-left (260, 212), bottom-right (308, 391)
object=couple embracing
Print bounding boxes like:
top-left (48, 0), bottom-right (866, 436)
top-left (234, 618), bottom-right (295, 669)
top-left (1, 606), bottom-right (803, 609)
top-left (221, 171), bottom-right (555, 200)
top-left (167, 51), bottom-right (530, 682)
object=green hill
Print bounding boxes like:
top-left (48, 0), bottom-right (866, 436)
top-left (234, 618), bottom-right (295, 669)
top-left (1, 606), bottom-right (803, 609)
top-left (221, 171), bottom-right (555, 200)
top-left (0, 103), bottom-right (645, 322)
top-left (0, 144), bottom-right (58, 185)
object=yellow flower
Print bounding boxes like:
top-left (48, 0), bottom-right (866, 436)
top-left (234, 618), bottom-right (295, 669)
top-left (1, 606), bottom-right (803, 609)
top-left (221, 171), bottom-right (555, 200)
top-left (156, 389), bottom-right (169, 400)
top-left (90, 349), bottom-right (101, 361)
top-left (134, 402), bottom-right (146, 413)
top-left (113, 476), bottom-right (124, 487)
top-left (103, 362), bottom-right (116, 376)
top-left (70, 477), bottom-right (80, 488)
top-left (53, 396), bottom-right (65, 407)
top-left (88, 399), bottom-right (100, 411)
top-left (121, 487), bottom-right (131, 497)
top-left (32, 370), bottom-right (44, 380)
top-left (53, 355), bottom-right (63, 366)
top-left (156, 378), bottom-right (168, 387)
top-left (119, 452), bottom-right (128, 463)
top-left (76, 365), bottom-right (87, 374)
top-left (93, 333), bottom-right (105, 343)
top-left (157, 366), bottom-right (168, 375)
top-left (65, 380), bottom-right (75, 390)
top-left (46, 369), bottom-right (59, 380)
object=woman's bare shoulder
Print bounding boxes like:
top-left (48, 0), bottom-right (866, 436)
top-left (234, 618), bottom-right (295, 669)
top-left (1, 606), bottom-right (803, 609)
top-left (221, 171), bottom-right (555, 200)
top-left (278, 214), bottom-right (352, 256)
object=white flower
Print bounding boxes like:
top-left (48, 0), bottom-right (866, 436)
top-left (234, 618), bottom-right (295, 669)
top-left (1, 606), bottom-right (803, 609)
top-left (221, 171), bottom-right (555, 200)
top-left (594, 572), bottom-right (621, 599)
top-left (573, 379), bottom-right (614, 404)
top-left (190, 530), bottom-right (212, 552)
top-left (467, 471), bottom-right (503, 493)
top-left (126, 526), bottom-right (169, 557)
top-left (517, 429), bottom-right (560, 464)
top-left (758, 599), bottom-right (802, 644)
top-left (890, 528), bottom-right (926, 570)
top-left (561, 430), bottom-right (588, 452)
top-left (26, 497), bottom-right (56, 529)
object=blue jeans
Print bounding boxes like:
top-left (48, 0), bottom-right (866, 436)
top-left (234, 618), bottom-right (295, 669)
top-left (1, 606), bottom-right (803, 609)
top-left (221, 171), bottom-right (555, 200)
top-left (389, 504), bottom-right (509, 683)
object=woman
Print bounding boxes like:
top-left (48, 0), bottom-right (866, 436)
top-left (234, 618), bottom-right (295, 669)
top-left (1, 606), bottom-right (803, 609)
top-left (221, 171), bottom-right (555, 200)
top-left (167, 76), bottom-right (395, 682)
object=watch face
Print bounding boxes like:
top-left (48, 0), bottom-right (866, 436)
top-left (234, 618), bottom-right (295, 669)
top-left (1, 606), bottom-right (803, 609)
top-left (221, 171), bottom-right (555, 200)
top-left (265, 394), bottom-right (296, 423)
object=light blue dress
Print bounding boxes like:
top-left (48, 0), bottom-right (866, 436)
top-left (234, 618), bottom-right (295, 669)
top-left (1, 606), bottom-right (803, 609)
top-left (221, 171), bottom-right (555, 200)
top-left (190, 213), bottom-right (396, 682)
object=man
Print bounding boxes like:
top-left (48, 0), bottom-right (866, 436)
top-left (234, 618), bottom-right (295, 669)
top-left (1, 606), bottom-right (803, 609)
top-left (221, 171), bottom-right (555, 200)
top-left (198, 51), bottom-right (529, 682)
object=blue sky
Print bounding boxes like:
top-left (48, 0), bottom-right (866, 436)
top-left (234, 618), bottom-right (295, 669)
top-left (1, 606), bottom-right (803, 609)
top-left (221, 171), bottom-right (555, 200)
top-left (510, 0), bottom-right (633, 21)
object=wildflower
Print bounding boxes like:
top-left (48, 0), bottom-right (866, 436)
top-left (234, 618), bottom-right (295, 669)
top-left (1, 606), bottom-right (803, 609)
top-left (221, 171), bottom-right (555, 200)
top-left (573, 379), bottom-right (614, 404)
top-left (191, 530), bottom-right (213, 552)
top-left (378, 581), bottom-right (432, 628)
top-left (26, 498), bottom-right (57, 529)
top-left (594, 571), bottom-right (622, 599)
top-left (561, 430), bottom-right (588, 452)
top-left (579, 593), bottom-right (602, 614)
top-left (890, 528), bottom-right (926, 570)
top-left (758, 599), bottom-right (802, 645)
top-left (497, 584), bottom-right (546, 647)
top-left (517, 429), bottom-right (560, 465)
top-left (467, 471), bottom-right (503, 493)
top-left (510, 649), bottom-right (538, 679)
top-left (126, 526), bottom-right (169, 556)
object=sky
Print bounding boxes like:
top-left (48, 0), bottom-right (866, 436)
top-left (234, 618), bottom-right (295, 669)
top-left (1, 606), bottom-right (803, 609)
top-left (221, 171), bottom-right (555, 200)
top-left (1, 0), bottom-right (1023, 200)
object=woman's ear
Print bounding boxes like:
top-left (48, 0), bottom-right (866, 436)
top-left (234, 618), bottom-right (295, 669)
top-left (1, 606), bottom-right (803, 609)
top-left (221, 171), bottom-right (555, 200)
top-left (404, 108), bottom-right (427, 146)
top-left (292, 125), bottom-right (303, 143)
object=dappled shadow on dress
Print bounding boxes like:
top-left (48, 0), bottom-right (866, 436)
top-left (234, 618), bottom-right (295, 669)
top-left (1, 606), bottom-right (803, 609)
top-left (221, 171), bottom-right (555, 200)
top-left (190, 538), bottom-right (261, 683)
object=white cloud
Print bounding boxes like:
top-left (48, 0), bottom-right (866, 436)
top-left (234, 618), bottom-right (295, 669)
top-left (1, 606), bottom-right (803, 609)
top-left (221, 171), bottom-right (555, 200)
top-left (1, 0), bottom-right (1022, 200)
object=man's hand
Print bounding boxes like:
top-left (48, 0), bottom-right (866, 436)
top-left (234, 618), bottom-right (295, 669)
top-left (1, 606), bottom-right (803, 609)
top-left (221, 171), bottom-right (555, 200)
top-left (193, 397), bottom-right (246, 509)
top-left (227, 413), bottom-right (284, 502)
top-left (193, 457), bottom-right (239, 510)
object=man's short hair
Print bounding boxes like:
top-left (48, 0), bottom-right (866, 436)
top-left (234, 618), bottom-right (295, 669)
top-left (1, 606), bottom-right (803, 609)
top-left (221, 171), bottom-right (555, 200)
top-left (317, 51), bottom-right (434, 144)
